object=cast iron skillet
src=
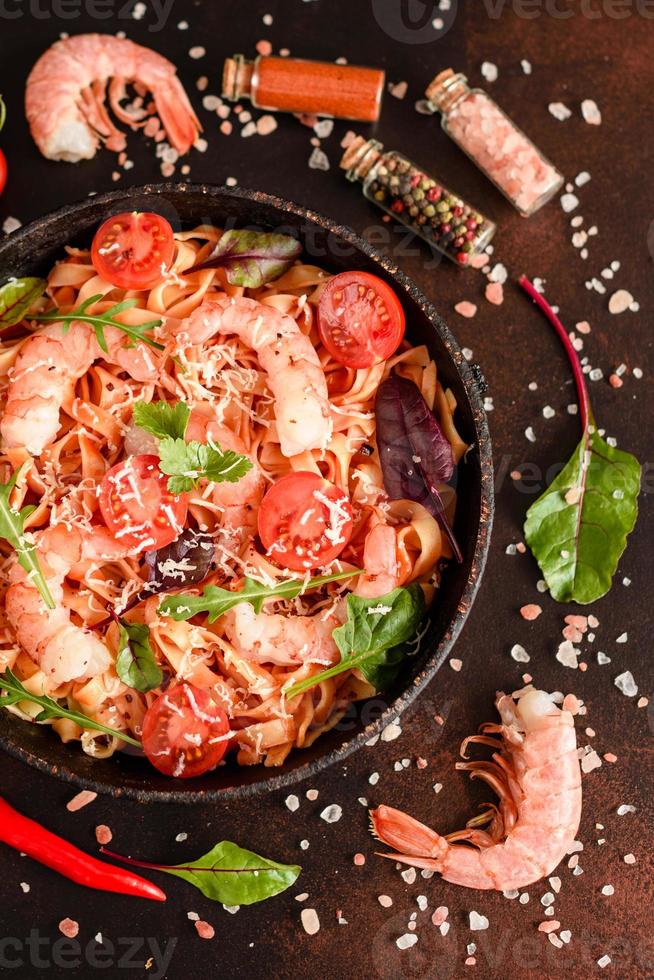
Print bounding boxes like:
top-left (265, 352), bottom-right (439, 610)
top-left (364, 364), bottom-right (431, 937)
top-left (0, 183), bottom-right (493, 802)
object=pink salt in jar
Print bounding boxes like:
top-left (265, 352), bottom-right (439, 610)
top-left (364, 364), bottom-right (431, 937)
top-left (425, 70), bottom-right (563, 217)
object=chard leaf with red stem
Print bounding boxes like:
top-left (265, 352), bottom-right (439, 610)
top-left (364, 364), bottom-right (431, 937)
top-left (375, 373), bottom-right (462, 562)
top-left (187, 229), bottom-right (302, 286)
top-left (120, 529), bottom-right (215, 614)
top-left (519, 276), bottom-right (640, 604)
top-left (101, 841), bottom-right (300, 905)
top-left (0, 278), bottom-right (46, 329)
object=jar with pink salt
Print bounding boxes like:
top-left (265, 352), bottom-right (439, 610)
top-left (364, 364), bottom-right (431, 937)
top-left (425, 70), bottom-right (563, 217)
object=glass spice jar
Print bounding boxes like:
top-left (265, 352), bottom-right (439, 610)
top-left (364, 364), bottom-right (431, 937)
top-left (340, 135), bottom-right (496, 267)
top-left (425, 70), bottom-right (563, 217)
top-left (222, 54), bottom-right (385, 122)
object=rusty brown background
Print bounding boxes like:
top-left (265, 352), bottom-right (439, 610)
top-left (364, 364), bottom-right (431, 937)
top-left (0, 1), bottom-right (652, 978)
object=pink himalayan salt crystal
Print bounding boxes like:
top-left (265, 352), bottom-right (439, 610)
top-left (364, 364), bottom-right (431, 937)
top-left (563, 624), bottom-right (584, 643)
top-left (95, 825), bottom-right (113, 845)
top-left (485, 282), bottom-right (504, 305)
top-left (353, 853), bottom-right (366, 866)
top-left (603, 753), bottom-right (618, 763)
top-left (257, 114), bottom-right (278, 136)
top-left (67, 790), bottom-right (97, 812)
top-left (195, 920), bottom-right (215, 940)
top-left (59, 919), bottom-right (79, 938)
top-left (609, 374), bottom-right (623, 389)
top-left (144, 116), bottom-right (160, 137)
top-left (455, 301), bottom-right (477, 318)
top-left (520, 603), bottom-right (542, 621)
top-left (432, 906), bottom-right (449, 926)
top-left (576, 320), bottom-right (591, 334)
top-left (465, 957), bottom-right (477, 966)
top-left (220, 120), bottom-right (233, 135)
top-left (565, 615), bottom-right (588, 630)
top-left (563, 694), bottom-right (581, 715)
top-left (470, 252), bottom-right (489, 269)
top-left (447, 92), bottom-right (562, 215)
top-left (539, 920), bottom-right (561, 933)
top-left (256, 39), bottom-right (273, 56)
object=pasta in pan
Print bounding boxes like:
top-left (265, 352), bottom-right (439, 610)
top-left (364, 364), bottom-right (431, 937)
top-left (0, 214), bottom-right (465, 777)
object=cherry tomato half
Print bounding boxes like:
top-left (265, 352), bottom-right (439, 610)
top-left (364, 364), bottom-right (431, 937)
top-left (0, 150), bottom-right (6, 196)
top-left (91, 211), bottom-right (175, 290)
top-left (142, 683), bottom-right (230, 778)
top-left (258, 471), bottom-right (354, 572)
top-left (98, 454), bottom-right (187, 553)
top-left (317, 271), bottom-right (405, 370)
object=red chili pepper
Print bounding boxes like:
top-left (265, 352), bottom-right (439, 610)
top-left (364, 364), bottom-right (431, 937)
top-left (0, 796), bottom-right (166, 902)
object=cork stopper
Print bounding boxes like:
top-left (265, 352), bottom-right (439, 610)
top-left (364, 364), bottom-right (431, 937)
top-left (222, 55), bottom-right (254, 102)
top-left (425, 69), bottom-right (470, 113)
top-left (339, 135), bottom-right (383, 181)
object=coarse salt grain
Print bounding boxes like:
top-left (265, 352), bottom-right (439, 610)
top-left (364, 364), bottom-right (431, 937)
top-left (19, 882), bottom-right (30, 893)
top-left (257, 115), bottom-right (278, 136)
top-left (614, 671), bottom-right (637, 697)
top-left (401, 867), bottom-right (417, 884)
top-left (608, 289), bottom-right (634, 314)
top-left (286, 794), bottom-right (300, 812)
top-left (485, 282), bottom-right (504, 305)
top-left (396, 933), bottom-right (418, 949)
top-left (560, 193), bottom-right (579, 213)
top-left (598, 955), bottom-right (611, 968)
top-left (95, 825), bottom-right (112, 845)
top-left (556, 640), bottom-right (579, 669)
top-left (510, 644), bottom-right (530, 664)
top-left (379, 894), bottom-right (393, 907)
top-left (581, 749), bottom-right (602, 773)
top-left (455, 301), bottom-right (477, 318)
top-left (601, 885), bottom-right (614, 896)
top-left (469, 911), bottom-right (489, 931)
top-left (624, 853), bottom-right (636, 864)
top-left (301, 908), bottom-right (320, 935)
top-left (581, 99), bottom-right (602, 125)
top-left (432, 906), bottom-right (449, 925)
top-left (353, 853), bottom-right (365, 866)
top-left (521, 59), bottom-right (532, 74)
top-left (320, 804), bottom-right (342, 823)
top-left (449, 658), bottom-right (462, 672)
top-left (67, 790), bottom-right (97, 812)
top-left (525, 427), bottom-right (536, 443)
top-left (389, 80), bottom-right (408, 100)
top-left (549, 102), bottom-right (571, 121)
top-left (195, 920), bottom-right (215, 940)
top-left (2, 217), bottom-right (21, 235)
top-left (306, 789), bottom-right (319, 801)
top-left (382, 722), bottom-right (402, 742)
top-left (481, 61), bottom-right (498, 82)
top-left (189, 46), bottom-right (206, 60)
top-left (59, 919), bottom-right (79, 938)
top-left (308, 148), bottom-right (330, 171)
top-left (617, 804), bottom-right (635, 816)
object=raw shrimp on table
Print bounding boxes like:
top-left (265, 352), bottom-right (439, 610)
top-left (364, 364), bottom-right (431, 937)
top-left (180, 295), bottom-right (332, 458)
top-left (4, 524), bottom-right (138, 688)
top-left (26, 34), bottom-right (201, 162)
top-left (1, 319), bottom-right (160, 456)
top-left (371, 687), bottom-right (582, 890)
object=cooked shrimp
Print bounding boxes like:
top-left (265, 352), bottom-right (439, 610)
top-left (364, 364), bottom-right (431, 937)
top-left (223, 601), bottom-right (345, 667)
top-left (26, 34), bottom-right (201, 162)
top-left (186, 405), bottom-right (265, 544)
top-left (1, 321), bottom-right (160, 456)
top-left (5, 523), bottom-right (137, 688)
top-left (181, 296), bottom-right (332, 457)
top-left (355, 522), bottom-right (401, 598)
top-left (371, 687), bottom-right (582, 890)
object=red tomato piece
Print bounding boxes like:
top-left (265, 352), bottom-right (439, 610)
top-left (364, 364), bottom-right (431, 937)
top-left (91, 211), bottom-right (175, 290)
top-left (141, 683), bottom-right (230, 778)
top-left (317, 271), bottom-right (405, 369)
top-left (0, 150), bottom-right (6, 196)
top-left (98, 454), bottom-right (187, 553)
top-left (258, 471), bottom-right (353, 572)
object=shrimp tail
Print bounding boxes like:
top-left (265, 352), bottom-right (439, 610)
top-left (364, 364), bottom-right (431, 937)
top-left (153, 76), bottom-right (201, 154)
top-left (370, 805), bottom-right (448, 862)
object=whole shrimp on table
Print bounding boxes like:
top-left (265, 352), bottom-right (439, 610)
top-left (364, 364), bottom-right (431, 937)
top-left (26, 34), bottom-right (201, 162)
top-left (371, 686), bottom-right (582, 890)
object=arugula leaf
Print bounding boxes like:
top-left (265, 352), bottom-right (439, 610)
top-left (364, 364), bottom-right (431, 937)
top-left (115, 620), bottom-right (162, 693)
top-left (520, 276), bottom-right (641, 604)
top-left (284, 584), bottom-right (426, 699)
top-left (0, 277), bottom-right (46, 328)
top-left (158, 569), bottom-right (360, 623)
top-left (132, 400), bottom-right (191, 441)
top-left (0, 668), bottom-right (141, 747)
top-left (32, 294), bottom-right (164, 353)
top-left (158, 437), bottom-right (252, 494)
top-left (102, 841), bottom-right (300, 905)
top-left (187, 229), bottom-right (302, 286)
top-left (0, 466), bottom-right (54, 609)
top-left (524, 423), bottom-right (640, 603)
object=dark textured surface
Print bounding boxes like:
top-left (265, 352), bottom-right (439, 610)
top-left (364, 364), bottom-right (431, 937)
top-left (0, 3), bottom-right (652, 979)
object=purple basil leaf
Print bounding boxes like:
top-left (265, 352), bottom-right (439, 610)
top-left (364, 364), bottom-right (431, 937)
top-left (375, 373), bottom-right (462, 563)
top-left (121, 529), bottom-right (215, 613)
top-left (187, 230), bottom-right (302, 287)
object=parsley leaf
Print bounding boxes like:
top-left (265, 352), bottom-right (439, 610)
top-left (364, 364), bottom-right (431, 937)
top-left (133, 400), bottom-right (191, 441)
top-left (158, 437), bottom-right (253, 494)
top-left (0, 465), bottom-right (55, 609)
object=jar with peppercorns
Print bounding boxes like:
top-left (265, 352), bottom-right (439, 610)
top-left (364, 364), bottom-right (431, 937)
top-left (340, 135), bottom-right (496, 267)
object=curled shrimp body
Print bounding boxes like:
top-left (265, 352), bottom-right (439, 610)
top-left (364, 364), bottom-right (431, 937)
top-left (223, 601), bottom-right (345, 668)
top-left (1, 321), bottom-right (159, 456)
top-left (355, 523), bottom-right (401, 599)
top-left (186, 405), bottom-right (266, 545)
top-left (181, 296), bottom-right (332, 458)
top-left (5, 524), bottom-right (136, 688)
top-left (371, 687), bottom-right (582, 890)
top-left (26, 34), bottom-right (201, 162)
